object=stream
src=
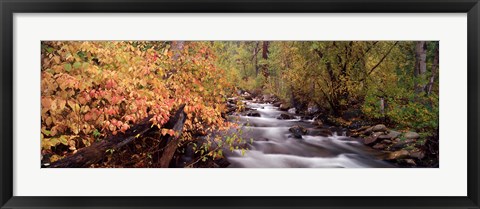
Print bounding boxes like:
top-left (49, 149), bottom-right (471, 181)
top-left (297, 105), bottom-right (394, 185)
top-left (224, 101), bottom-right (395, 168)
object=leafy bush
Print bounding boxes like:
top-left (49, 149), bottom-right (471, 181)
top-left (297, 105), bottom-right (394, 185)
top-left (41, 41), bottom-right (236, 162)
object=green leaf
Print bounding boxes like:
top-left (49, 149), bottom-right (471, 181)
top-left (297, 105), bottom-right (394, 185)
top-left (73, 62), bottom-right (82, 69)
top-left (42, 129), bottom-right (52, 136)
top-left (93, 129), bottom-right (101, 138)
top-left (58, 136), bottom-right (68, 145)
top-left (46, 47), bottom-right (54, 53)
top-left (77, 51), bottom-right (86, 59)
top-left (64, 63), bottom-right (72, 72)
top-left (105, 148), bottom-right (115, 154)
top-left (46, 68), bottom-right (54, 74)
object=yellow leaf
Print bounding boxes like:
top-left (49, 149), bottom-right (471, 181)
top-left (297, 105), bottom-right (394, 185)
top-left (45, 117), bottom-right (53, 126)
top-left (53, 56), bottom-right (60, 64)
top-left (67, 100), bottom-right (76, 110)
top-left (81, 105), bottom-right (90, 113)
top-left (50, 155), bottom-right (60, 163)
top-left (161, 128), bottom-right (168, 136)
top-left (58, 99), bottom-right (66, 111)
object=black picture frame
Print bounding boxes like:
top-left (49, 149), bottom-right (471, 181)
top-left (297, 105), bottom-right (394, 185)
top-left (1, 0), bottom-right (479, 208)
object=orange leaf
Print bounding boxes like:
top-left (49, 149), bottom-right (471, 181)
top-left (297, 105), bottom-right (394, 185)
top-left (41, 98), bottom-right (52, 109)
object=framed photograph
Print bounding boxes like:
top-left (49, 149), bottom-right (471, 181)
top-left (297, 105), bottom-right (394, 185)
top-left (1, 0), bottom-right (479, 208)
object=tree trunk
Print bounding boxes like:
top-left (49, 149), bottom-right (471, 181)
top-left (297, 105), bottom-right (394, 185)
top-left (261, 41), bottom-right (270, 77)
top-left (164, 41), bottom-right (185, 80)
top-left (171, 41), bottom-right (184, 60)
top-left (414, 41), bottom-right (427, 93)
top-left (380, 97), bottom-right (385, 115)
top-left (253, 42), bottom-right (260, 76)
top-left (426, 42), bottom-right (439, 95)
top-left (242, 63), bottom-right (247, 80)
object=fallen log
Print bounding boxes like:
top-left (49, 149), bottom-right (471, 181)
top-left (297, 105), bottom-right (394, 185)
top-left (156, 104), bottom-right (187, 167)
top-left (49, 105), bottom-right (186, 168)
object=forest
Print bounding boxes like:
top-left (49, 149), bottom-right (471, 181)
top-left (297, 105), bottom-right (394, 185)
top-left (41, 41), bottom-right (439, 168)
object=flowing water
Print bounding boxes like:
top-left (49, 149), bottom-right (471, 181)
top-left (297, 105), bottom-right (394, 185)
top-left (225, 102), bottom-right (394, 168)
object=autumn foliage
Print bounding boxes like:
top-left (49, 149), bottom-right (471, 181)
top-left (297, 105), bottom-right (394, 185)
top-left (41, 41), bottom-right (234, 164)
top-left (41, 41), bottom-right (439, 167)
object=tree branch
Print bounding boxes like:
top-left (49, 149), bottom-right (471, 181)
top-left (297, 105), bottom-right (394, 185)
top-left (360, 41), bottom-right (398, 82)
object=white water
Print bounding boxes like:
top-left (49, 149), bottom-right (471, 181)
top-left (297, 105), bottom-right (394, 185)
top-left (225, 102), bottom-right (393, 168)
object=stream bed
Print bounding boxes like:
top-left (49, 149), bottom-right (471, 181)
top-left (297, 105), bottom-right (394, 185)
top-left (224, 101), bottom-right (395, 168)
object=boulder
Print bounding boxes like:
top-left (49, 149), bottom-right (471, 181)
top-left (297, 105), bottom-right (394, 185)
top-left (361, 127), bottom-right (374, 135)
top-left (289, 125), bottom-right (307, 139)
top-left (386, 130), bottom-right (401, 139)
top-left (373, 143), bottom-right (386, 150)
top-left (409, 150), bottom-right (425, 159)
top-left (279, 104), bottom-right (290, 111)
top-left (329, 127), bottom-right (348, 135)
top-left (288, 108), bottom-right (297, 114)
top-left (270, 97), bottom-right (280, 104)
top-left (249, 89), bottom-right (262, 98)
top-left (226, 104), bottom-right (237, 114)
top-left (302, 115), bottom-right (315, 120)
top-left (391, 139), bottom-right (415, 149)
top-left (372, 124), bottom-right (387, 132)
top-left (387, 150), bottom-right (410, 160)
top-left (245, 111), bottom-right (261, 117)
top-left (262, 94), bottom-right (276, 103)
top-left (273, 102), bottom-right (282, 107)
top-left (363, 136), bottom-right (376, 145)
top-left (242, 92), bottom-right (252, 100)
top-left (372, 132), bottom-right (384, 138)
top-left (312, 118), bottom-right (323, 127)
top-left (399, 159), bottom-right (417, 166)
top-left (404, 131), bottom-right (420, 139)
top-left (323, 117), bottom-right (334, 126)
top-left (363, 132), bottom-right (384, 145)
top-left (378, 134), bottom-right (392, 140)
top-left (308, 129), bottom-right (333, 137)
top-left (262, 94), bottom-right (271, 102)
top-left (307, 104), bottom-right (319, 115)
top-left (277, 113), bottom-right (295, 120)
top-left (383, 139), bottom-right (393, 144)
top-left (227, 97), bottom-right (238, 104)
top-left (387, 149), bottom-right (424, 162)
